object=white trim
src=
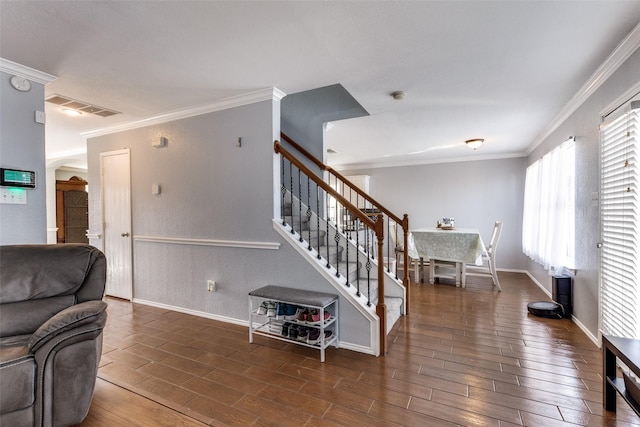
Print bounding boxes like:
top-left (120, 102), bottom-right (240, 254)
top-left (572, 315), bottom-right (600, 347)
top-left (332, 152), bottom-right (525, 170)
top-left (0, 57), bottom-right (57, 84)
top-left (133, 298), bottom-right (249, 327)
top-left (82, 87), bottom-right (286, 138)
top-left (134, 235), bottom-right (280, 250)
top-left (132, 298), bottom-right (375, 355)
top-left (86, 232), bottom-right (101, 240)
top-left (600, 80), bottom-right (640, 118)
top-left (338, 342), bottom-right (377, 356)
top-left (525, 271), bottom-right (552, 298)
top-left (527, 21), bottom-right (640, 155)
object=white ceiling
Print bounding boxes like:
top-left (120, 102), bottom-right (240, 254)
top-left (1, 1), bottom-right (639, 170)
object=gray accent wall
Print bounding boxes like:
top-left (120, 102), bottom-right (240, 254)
top-left (281, 83), bottom-right (369, 165)
top-left (87, 99), bottom-right (373, 349)
top-left (527, 49), bottom-right (640, 340)
top-left (0, 71), bottom-right (47, 244)
top-left (342, 157), bottom-right (529, 271)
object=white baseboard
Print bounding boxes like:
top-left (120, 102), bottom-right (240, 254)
top-left (133, 298), bottom-right (248, 327)
top-left (131, 298), bottom-right (375, 356)
top-left (524, 270), bottom-right (552, 298)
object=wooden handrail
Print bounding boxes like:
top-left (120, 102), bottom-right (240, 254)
top-left (275, 140), bottom-right (382, 235)
top-left (281, 132), bottom-right (404, 225)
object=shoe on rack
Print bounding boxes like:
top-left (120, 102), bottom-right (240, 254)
top-left (257, 301), bottom-right (268, 316)
top-left (307, 329), bottom-right (320, 345)
top-left (281, 322), bottom-right (290, 337)
top-left (296, 308), bottom-right (310, 323)
top-left (288, 325), bottom-right (299, 340)
top-left (266, 302), bottom-right (276, 317)
top-left (276, 303), bottom-right (286, 319)
top-left (284, 304), bottom-right (298, 320)
top-left (297, 326), bottom-right (309, 342)
top-left (309, 310), bottom-right (331, 325)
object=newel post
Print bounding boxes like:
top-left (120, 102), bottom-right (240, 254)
top-left (375, 214), bottom-right (387, 356)
top-left (402, 213), bottom-right (410, 315)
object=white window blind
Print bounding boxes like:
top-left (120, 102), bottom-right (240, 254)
top-left (600, 100), bottom-right (640, 339)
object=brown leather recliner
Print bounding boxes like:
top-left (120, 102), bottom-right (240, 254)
top-left (0, 244), bottom-right (107, 427)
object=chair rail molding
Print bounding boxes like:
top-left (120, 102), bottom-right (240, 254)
top-left (134, 235), bottom-right (280, 250)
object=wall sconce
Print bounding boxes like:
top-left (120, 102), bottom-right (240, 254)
top-left (465, 138), bottom-right (484, 150)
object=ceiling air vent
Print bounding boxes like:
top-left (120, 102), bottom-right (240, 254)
top-left (46, 94), bottom-right (121, 117)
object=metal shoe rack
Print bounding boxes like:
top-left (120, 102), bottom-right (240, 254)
top-left (248, 285), bottom-right (339, 362)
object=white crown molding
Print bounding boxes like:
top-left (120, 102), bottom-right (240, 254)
top-left (526, 21), bottom-right (640, 156)
top-left (332, 151), bottom-right (527, 171)
top-left (0, 58), bottom-right (57, 84)
top-left (600, 79), bottom-right (640, 118)
top-left (82, 87), bottom-right (287, 138)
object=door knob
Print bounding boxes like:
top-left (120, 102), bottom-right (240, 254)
top-left (121, 232), bottom-right (130, 237)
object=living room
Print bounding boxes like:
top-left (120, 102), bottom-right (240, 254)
top-left (2, 2), bottom-right (640, 425)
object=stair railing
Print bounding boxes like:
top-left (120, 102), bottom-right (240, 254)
top-left (280, 133), bottom-right (411, 313)
top-left (274, 140), bottom-right (388, 355)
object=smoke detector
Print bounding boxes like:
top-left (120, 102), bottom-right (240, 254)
top-left (391, 91), bottom-right (406, 100)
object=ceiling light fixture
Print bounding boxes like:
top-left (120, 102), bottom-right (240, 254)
top-left (465, 138), bottom-right (484, 150)
top-left (391, 91), bottom-right (406, 100)
top-left (61, 108), bottom-right (83, 117)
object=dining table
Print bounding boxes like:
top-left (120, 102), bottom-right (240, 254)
top-left (408, 227), bottom-right (486, 286)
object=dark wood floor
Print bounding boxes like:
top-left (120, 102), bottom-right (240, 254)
top-left (80, 272), bottom-right (640, 426)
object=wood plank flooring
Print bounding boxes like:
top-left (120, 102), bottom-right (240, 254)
top-left (79, 272), bottom-right (640, 426)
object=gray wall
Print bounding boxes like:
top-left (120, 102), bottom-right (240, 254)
top-left (0, 71), bottom-right (47, 244)
top-left (87, 99), bottom-right (373, 349)
top-left (281, 83), bottom-right (368, 165)
top-left (527, 49), bottom-right (640, 340)
top-left (342, 157), bottom-right (529, 271)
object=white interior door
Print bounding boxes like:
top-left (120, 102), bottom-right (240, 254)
top-left (100, 149), bottom-right (133, 300)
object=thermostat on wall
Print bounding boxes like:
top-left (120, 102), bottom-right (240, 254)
top-left (0, 168), bottom-right (36, 189)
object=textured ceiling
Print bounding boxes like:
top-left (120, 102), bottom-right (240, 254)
top-left (1, 1), bottom-right (639, 170)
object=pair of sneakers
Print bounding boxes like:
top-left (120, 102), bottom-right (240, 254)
top-left (307, 329), bottom-right (333, 345)
top-left (257, 301), bottom-right (277, 317)
top-left (257, 301), bottom-right (298, 319)
top-left (296, 308), bottom-right (331, 325)
top-left (282, 323), bottom-right (312, 342)
top-left (282, 322), bottom-right (332, 345)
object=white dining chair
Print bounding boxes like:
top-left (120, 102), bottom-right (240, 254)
top-left (389, 222), bottom-right (424, 283)
top-left (465, 221), bottom-right (503, 291)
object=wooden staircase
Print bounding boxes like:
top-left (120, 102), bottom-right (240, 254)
top-left (274, 135), bottom-right (411, 355)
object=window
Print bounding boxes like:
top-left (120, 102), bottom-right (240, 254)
top-left (600, 99), bottom-right (640, 339)
top-left (522, 138), bottom-right (575, 271)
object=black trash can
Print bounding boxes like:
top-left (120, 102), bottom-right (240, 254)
top-left (552, 274), bottom-right (572, 319)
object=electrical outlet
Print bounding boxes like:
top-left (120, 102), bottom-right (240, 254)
top-left (207, 280), bottom-right (216, 292)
